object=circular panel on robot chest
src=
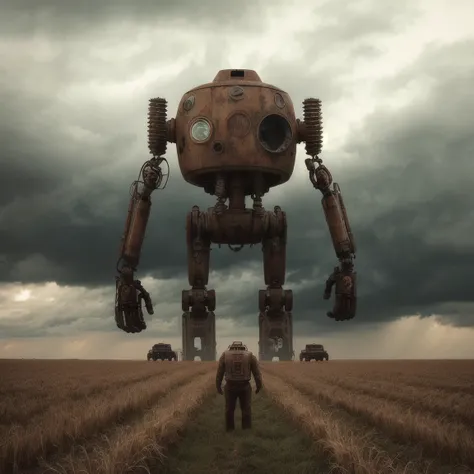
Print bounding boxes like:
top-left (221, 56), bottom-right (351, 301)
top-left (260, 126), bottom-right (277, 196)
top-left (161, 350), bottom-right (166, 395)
top-left (183, 95), bottom-right (195, 111)
top-left (258, 114), bottom-right (293, 153)
top-left (227, 112), bottom-right (251, 138)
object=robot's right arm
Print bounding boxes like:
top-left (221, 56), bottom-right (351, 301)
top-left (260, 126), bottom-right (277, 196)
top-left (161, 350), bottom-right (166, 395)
top-left (114, 157), bottom-right (168, 333)
top-left (115, 97), bottom-right (173, 333)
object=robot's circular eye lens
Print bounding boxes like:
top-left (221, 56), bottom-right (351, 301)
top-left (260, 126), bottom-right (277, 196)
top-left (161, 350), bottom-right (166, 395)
top-left (191, 119), bottom-right (211, 142)
top-left (258, 114), bottom-right (292, 153)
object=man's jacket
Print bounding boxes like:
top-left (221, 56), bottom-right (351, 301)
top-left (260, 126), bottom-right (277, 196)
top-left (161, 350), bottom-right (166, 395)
top-left (216, 350), bottom-right (262, 390)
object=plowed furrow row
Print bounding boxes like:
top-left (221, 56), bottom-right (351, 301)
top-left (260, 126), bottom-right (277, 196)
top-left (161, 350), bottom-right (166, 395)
top-left (263, 372), bottom-right (417, 474)
top-left (40, 371), bottom-right (215, 474)
top-left (1, 364), bottom-right (210, 474)
top-left (0, 366), bottom-right (177, 426)
top-left (308, 374), bottom-right (474, 426)
top-left (0, 361), bottom-right (160, 392)
top-left (265, 366), bottom-right (474, 469)
top-left (312, 371), bottom-right (474, 397)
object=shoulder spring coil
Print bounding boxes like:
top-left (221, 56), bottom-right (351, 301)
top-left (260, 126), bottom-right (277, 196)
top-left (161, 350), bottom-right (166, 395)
top-left (303, 98), bottom-right (323, 157)
top-left (148, 98), bottom-right (168, 157)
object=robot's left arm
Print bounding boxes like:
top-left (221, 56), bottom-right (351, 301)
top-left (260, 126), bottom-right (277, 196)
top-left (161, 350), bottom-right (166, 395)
top-left (305, 159), bottom-right (357, 321)
top-left (115, 157), bottom-right (168, 333)
top-left (298, 98), bottom-right (356, 321)
top-left (115, 97), bottom-right (172, 333)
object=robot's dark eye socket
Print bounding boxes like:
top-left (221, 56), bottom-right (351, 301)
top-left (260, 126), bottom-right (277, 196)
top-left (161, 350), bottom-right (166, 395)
top-left (258, 114), bottom-right (292, 154)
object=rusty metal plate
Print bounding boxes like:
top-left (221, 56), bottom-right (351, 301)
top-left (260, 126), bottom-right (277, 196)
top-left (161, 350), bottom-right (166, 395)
top-left (227, 112), bottom-right (251, 138)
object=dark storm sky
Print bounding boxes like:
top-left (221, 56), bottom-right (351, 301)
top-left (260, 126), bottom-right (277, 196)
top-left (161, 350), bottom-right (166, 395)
top-left (0, 0), bottom-right (473, 340)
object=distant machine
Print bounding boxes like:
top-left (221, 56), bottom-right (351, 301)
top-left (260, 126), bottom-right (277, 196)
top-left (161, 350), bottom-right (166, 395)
top-left (299, 344), bottom-right (329, 362)
top-left (114, 69), bottom-right (357, 362)
top-left (147, 343), bottom-right (177, 361)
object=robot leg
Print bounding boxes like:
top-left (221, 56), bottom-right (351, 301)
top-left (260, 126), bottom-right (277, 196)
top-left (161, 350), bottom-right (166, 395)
top-left (181, 307), bottom-right (217, 361)
top-left (258, 310), bottom-right (293, 361)
top-left (278, 311), bottom-right (293, 361)
top-left (181, 311), bottom-right (211, 361)
top-left (182, 207), bottom-right (216, 360)
top-left (200, 311), bottom-right (217, 361)
top-left (258, 207), bottom-right (293, 360)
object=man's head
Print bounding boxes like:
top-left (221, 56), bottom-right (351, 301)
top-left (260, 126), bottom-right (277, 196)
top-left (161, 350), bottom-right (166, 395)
top-left (228, 341), bottom-right (248, 351)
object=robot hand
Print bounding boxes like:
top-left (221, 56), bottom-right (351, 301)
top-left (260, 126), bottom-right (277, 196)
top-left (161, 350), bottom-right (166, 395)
top-left (326, 267), bottom-right (356, 321)
top-left (115, 266), bottom-right (153, 333)
top-left (138, 285), bottom-right (154, 316)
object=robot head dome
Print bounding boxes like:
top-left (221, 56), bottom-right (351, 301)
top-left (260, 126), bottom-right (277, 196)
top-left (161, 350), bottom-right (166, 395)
top-left (171, 69), bottom-right (300, 194)
top-left (228, 341), bottom-right (248, 351)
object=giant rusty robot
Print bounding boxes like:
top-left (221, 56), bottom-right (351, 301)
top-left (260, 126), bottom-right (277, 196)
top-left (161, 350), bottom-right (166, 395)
top-left (114, 69), bottom-right (357, 362)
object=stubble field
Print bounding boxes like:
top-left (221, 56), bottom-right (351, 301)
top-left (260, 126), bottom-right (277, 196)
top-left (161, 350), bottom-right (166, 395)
top-left (0, 359), bottom-right (473, 474)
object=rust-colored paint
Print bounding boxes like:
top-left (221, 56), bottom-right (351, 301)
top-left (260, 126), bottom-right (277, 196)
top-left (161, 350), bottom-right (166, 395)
top-left (175, 69), bottom-right (297, 192)
top-left (114, 69), bottom-right (357, 358)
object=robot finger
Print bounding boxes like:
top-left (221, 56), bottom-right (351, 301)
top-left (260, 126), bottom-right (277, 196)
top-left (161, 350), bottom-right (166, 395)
top-left (122, 309), bottom-right (146, 333)
top-left (139, 290), bottom-right (154, 315)
top-left (114, 306), bottom-right (126, 330)
top-left (328, 295), bottom-right (357, 321)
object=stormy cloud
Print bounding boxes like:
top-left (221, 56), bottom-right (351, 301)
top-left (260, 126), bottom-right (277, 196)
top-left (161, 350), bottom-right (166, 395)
top-left (0, 0), bottom-right (473, 352)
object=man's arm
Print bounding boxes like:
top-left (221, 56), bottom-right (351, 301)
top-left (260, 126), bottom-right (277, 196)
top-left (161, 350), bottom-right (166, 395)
top-left (250, 354), bottom-right (263, 393)
top-left (215, 353), bottom-right (226, 394)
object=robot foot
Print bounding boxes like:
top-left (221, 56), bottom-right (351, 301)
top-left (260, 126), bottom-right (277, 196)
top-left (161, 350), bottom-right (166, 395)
top-left (182, 309), bottom-right (216, 361)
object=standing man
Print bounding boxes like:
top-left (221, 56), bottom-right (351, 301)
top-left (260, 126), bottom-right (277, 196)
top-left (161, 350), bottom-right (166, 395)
top-left (215, 341), bottom-right (263, 431)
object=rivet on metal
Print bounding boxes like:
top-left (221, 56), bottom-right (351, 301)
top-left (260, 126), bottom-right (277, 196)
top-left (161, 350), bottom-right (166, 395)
top-left (229, 86), bottom-right (244, 101)
top-left (183, 95), bottom-right (195, 111)
top-left (274, 93), bottom-right (285, 108)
